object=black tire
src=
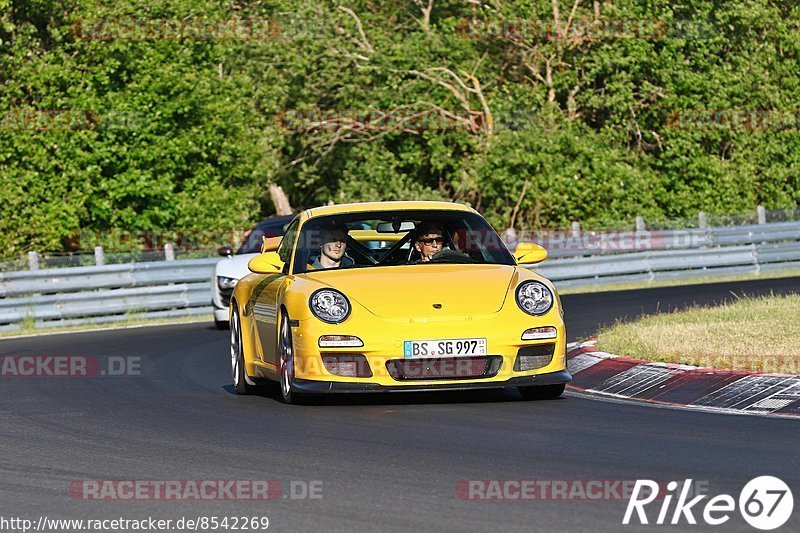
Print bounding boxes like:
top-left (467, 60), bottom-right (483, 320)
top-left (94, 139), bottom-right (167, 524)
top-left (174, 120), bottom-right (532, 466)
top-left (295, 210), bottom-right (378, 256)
top-left (518, 383), bottom-right (566, 401)
top-left (231, 308), bottom-right (257, 395)
top-left (214, 318), bottom-right (229, 330)
top-left (278, 311), bottom-right (301, 404)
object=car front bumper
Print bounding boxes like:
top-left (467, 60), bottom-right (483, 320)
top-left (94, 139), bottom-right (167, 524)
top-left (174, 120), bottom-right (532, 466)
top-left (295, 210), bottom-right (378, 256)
top-left (292, 369), bottom-right (571, 393)
top-left (213, 305), bottom-right (229, 323)
top-left (286, 309), bottom-right (568, 389)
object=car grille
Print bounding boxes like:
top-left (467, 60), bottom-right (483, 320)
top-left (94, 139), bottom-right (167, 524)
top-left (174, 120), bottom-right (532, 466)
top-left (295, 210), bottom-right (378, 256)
top-left (386, 356), bottom-right (502, 381)
top-left (219, 288), bottom-right (233, 307)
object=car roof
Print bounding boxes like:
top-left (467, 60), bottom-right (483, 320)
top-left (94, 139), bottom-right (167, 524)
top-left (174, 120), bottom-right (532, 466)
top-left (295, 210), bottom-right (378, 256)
top-left (302, 201), bottom-right (474, 221)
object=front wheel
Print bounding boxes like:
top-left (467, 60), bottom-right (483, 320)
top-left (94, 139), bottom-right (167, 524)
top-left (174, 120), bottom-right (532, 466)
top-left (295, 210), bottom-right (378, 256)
top-left (278, 312), bottom-right (301, 404)
top-left (231, 308), bottom-right (257, 394)
top-left (518, 383), bottom-right (566, 401)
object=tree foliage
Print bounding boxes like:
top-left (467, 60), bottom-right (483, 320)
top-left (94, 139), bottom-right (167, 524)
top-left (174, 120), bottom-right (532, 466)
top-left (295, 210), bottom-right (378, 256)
top-left (1, 0), bottom-right (799, 255)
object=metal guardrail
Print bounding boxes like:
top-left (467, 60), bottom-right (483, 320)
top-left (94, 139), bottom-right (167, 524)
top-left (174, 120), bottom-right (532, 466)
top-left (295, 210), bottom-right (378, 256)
top-left (0, 259), bottom-right (218, 332)
top-left (529, 222), bottom-right (800, 288)
top-left (0, 220), bottom-right (798, 332)
top-left (0, 258), bottom-right (217, 297)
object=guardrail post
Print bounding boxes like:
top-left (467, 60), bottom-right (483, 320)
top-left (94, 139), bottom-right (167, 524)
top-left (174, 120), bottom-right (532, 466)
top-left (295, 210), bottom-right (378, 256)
top-left (698, 211), bottom-right (707, 229)
top-left (94, 246), bottom-right (105, 266)
top-left (28, 251), bottom-right (40, 271)
top-left (757, 205), bottom-right (766, 224)
top-left (571, 221), bottom-right (580, 238)
top-left (501, 227), bottom-right (517, 247)
top-left (635, 216), bottom-right (645, 232)
top-left (164, 243), bottom-right (175, 261)
top-left (752, 242), bottom-right (761, 275)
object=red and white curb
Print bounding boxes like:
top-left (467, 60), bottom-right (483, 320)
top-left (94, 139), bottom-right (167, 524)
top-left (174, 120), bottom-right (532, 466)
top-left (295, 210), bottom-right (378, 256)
top-left (566, 341), bottom-right (800, 418)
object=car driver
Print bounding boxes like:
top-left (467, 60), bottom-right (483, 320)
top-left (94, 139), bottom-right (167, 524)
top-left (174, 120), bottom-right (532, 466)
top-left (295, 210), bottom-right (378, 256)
top-left (413, 222), bottom-right (445, 262)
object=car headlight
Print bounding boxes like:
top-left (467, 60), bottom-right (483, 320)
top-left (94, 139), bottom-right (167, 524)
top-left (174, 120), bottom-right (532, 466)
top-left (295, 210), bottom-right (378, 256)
top-left (309, 289), bottom-right (351, 323)
top-left (217, 276), bottom-right (238, 290)
top-left (516, 281), bottom-right (554, 316)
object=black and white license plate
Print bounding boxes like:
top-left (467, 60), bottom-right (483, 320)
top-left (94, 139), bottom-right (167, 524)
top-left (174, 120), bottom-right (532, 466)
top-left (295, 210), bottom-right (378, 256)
top-left (403, 338), bottom-right (487, 358)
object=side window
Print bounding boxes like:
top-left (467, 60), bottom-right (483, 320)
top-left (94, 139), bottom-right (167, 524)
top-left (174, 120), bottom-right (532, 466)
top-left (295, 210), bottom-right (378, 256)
top-left (278, 219), bottom-right (300, 265)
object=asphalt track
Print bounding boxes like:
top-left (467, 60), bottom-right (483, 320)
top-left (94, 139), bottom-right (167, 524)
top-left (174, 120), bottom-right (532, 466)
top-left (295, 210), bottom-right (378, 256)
top-left (1, 277), bottom-right (798, 532)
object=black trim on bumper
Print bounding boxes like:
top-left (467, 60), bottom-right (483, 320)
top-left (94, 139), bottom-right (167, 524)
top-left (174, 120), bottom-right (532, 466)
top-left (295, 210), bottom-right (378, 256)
top-left (219, 288), bottom-right (233, 307)
top-left (291, 370), bottom-right (572, 394)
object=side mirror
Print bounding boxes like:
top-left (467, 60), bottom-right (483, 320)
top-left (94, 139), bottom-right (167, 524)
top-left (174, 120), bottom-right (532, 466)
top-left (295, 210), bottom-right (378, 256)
top-left (248, 251), bottom-right (285, 274)
top-left (218, 246), bottom-right (233, 257)
top-left (513, 242), bottom-right (548, 264)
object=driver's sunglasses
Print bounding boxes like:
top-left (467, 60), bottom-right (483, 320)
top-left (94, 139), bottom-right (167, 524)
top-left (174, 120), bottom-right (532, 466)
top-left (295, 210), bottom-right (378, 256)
top-left (419, 237), bottom-right (444, 246)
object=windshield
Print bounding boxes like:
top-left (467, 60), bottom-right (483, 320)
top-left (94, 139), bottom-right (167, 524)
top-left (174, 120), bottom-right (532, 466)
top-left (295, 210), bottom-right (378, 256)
top-left (292, 210), bottom-right (515, 274)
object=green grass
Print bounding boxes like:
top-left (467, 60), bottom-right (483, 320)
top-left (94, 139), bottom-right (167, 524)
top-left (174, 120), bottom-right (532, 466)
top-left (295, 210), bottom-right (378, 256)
top-left (596, 294), bottom-right (800, 374)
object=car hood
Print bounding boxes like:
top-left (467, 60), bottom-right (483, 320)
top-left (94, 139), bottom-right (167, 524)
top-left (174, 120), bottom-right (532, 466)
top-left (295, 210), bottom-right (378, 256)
top-left (305, 265), bottom-right (516, 319)
top-left (215, 253), bottom-right (258, 279)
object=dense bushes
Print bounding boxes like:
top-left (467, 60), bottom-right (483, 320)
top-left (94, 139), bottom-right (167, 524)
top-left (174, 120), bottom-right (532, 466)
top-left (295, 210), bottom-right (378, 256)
top-left (1, 0), bottom-right (799, 255)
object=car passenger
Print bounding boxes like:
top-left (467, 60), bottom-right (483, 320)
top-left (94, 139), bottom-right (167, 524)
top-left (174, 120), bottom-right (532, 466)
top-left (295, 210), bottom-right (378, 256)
top-left (308, 224), bottom-right (354, 269)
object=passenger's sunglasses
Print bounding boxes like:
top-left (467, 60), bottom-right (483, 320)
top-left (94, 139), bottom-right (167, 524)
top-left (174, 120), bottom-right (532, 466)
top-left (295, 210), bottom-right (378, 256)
top-left (419, 237), bottom-right (444, 246)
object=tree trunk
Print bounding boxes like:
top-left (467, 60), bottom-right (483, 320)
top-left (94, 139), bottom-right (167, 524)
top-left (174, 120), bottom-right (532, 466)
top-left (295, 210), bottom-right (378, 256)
top-left (268, 183), bottom-right (293, 215)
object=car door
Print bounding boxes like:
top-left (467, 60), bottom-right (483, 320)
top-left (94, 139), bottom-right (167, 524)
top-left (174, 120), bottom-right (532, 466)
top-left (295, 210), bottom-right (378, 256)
top-left (252, 219), bottom-right (298, 368)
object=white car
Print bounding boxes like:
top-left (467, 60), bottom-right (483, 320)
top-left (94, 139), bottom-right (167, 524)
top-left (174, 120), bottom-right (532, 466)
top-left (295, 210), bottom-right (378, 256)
top-left (212, 216), bottom-right (294, 329)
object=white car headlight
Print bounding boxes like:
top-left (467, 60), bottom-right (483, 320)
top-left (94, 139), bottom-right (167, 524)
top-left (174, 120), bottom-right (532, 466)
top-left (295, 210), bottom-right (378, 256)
top-left (516, 281), bottom-right (554, 316)
top-left (309, 289), bottom-right (351, 323)
top-left (217, 276), bottom-right (238, 290)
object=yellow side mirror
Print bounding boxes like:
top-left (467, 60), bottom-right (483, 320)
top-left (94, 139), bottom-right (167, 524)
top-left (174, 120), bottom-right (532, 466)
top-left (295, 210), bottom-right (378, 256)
top-left (513, 242), bottom-right (548, 264)
top-left (248, 251), bottom-right (285, 274)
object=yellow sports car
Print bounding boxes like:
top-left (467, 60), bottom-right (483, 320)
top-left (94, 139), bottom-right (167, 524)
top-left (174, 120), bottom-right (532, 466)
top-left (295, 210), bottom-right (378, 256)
top-left (229, 201), bottom-right (570, 403)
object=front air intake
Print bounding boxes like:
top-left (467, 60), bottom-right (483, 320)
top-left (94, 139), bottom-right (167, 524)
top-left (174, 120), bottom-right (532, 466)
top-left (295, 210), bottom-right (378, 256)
top-left (514, 344), bottom-right (555, 371)
top-left (386, 356), bottom-right (502, 381)
top-left (321, 354), bottom-right (373, 378)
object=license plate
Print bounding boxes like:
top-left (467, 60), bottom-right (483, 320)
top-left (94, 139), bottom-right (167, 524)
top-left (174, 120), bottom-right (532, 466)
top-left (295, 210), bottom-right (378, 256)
top-left (403, 338), bottom-right (487, 358)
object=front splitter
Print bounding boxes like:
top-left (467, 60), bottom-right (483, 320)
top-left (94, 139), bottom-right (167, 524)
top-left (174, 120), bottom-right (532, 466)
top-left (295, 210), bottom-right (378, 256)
top-left (291, 370), bottom-right (571, 394)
